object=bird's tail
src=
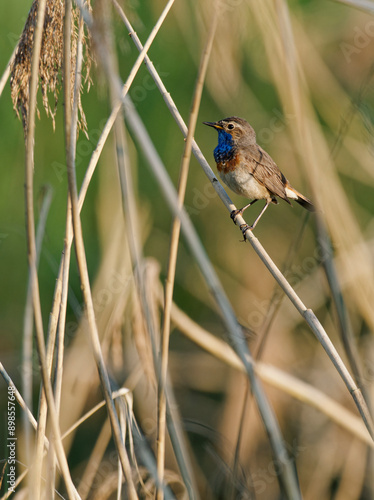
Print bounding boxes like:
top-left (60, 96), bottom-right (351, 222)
top-left (285, 186), bottom-right (315, 212)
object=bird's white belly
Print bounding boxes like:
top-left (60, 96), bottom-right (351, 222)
top-left (219, 168), bottom-right (269, 200)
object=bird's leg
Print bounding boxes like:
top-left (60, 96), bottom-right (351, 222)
top-left (239, 200), bottom-right (271, 240)
top-left (230, 199), bottom-right (258, 224)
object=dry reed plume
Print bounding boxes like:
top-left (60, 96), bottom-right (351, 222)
top-left (10, 0), bottom-right (92, 136)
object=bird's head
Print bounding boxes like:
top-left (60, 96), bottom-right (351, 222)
top-left (203, 117), bottom-right (256, 147)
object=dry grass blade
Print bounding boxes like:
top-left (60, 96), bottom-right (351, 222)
top-left (0, 470), bottom-right (28, 500)
top-left (77, 419), bottom-right (112, 500)
top-left (0, 363), bottom-right (134, 498)
top-left (7, 10), bottom-right (98, 492)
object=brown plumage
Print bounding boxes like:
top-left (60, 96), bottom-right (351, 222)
top-left (204, 116), bottom-right (314, 232)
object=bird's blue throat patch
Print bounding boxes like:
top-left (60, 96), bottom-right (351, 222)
top-left (213, 129), bottom-right (236, 163)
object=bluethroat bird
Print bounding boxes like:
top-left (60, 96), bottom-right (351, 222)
top-left (204, 117), bottom-right (315, 236)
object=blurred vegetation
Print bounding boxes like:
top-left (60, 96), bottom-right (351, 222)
top-left (1, 0), bottom-right (374, 499)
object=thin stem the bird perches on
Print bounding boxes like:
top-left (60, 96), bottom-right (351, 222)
top-left (24, 0), bottom-right (79, 498)
top-left (120, 11), bottom-right (374, 442)
top-left (156, 10), bottom-right (218, 500)
top-left (239, 217), bottom-right (374, 437)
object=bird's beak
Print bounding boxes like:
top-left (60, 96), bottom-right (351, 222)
top-left (203, 121), bottom-right (223, 130)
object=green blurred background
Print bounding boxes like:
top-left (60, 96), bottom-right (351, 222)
top-left (3, 0), bottom-right (369, 349)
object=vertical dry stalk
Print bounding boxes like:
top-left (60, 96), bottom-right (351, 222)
top-left (46, 10), bottom-right (87, 499)
top-left (156, 9), bottom-right (218, 500)
top-left (111, 55), bottom-right (144, 500)
top-left (22, 185), bottom-right (53, 468)
top-left (24, 1), bottom-right (48, 494)
top-left (62, 1), bottom-right (137, 498)
top-left (286, 8), bottom-right (371, 403)
top-left (316, 218), bottom-right (367, 391)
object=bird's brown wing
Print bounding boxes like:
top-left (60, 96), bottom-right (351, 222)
top-left (244, 144), bottom-right (290, 203)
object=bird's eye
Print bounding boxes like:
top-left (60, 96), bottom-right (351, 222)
top-left (227, 123), bottom-right (235, 130)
